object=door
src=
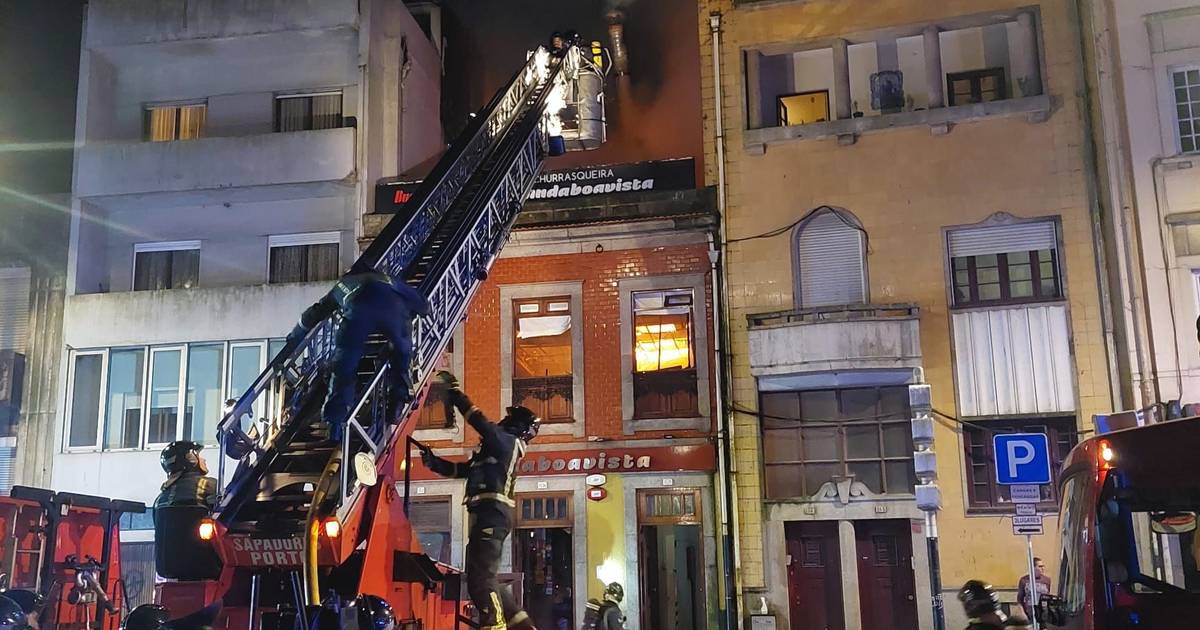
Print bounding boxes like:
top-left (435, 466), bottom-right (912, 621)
top-left (513, 494), bottom-right (574, 630)
top-left (639, 524), bottom-right (704, 630)
top-left (854, 520), bottom-right (918, 630)
top-left (784, 521), bottom-right (844, 630)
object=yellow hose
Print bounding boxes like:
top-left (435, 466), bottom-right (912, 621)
top-left (304, 449), bottom-right (342, 605)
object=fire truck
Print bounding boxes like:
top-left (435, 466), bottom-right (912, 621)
top-left (0, 486), bottom-right (145, 630)
top-left (1042, 416), bottom-right (1200, 628)
top-left (139, 43), bottom-right (606, 630)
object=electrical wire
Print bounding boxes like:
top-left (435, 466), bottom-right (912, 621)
top-left (724, 204), bottom-right (872, 255)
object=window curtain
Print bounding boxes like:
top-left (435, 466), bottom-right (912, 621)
top-left (277, 97), bottom-right (308, 132)
top-left (311, 94), bottom-right (343, 130)
top-left (146, 107), bottom-right (177, 142)
top-left (134, 251), bottom-right (171, 291)
top-left (170, 249), bottom-right (199, 289)
top-left (177, 105), bottom-right (206, 140)
top-left (306, 243), bottom-right (340, 281)
top-left (269, 245), bottom-right (306, 284)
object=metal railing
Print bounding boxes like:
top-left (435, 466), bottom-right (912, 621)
top-left (746, 302), bottom-right (920, 328)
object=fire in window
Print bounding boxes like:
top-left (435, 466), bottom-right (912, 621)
top-left (633, 289), bottom-right (698, 419)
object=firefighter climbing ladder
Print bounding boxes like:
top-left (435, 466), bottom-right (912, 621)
top-left (207, 44), bottom-right (603, 628)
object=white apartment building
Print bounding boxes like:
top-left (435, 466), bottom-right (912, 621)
top-left (52, 0), bottom-right (442, 603)
top-left (1083, 1), bottom-right (1200, 413)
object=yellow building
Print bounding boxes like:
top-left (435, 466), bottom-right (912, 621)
top-left (697, 0), bottom-right (1114, 627)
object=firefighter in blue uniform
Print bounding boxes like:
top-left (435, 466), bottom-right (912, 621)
top-left (288, 267), bottom-right (429, 440)
top-left (419, 371), bottom-right (541, 630)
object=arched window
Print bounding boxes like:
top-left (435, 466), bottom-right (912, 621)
top-left (791, 208), bottom-right (867, 308)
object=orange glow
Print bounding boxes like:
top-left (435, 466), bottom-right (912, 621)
top-left (323, 517), bottom-right (341, 539)
top-left (634, 315), bottom-right (692, 371)
top-left (197, 518), bottom-right (216, 541)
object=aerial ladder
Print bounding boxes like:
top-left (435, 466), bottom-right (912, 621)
top-left (152, 44), bottom-right (605, 630)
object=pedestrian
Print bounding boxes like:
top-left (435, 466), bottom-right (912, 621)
top-left (287, 266), bottom-right (430, 441)
top-left (958, 580), bottom-right (1030, 629)
top-left (420, 371), bottom-right (541, 630)
top-left (1017, 557), bottom-right (1052, 622)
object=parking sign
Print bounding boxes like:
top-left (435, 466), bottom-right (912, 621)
top-left (993, 433), bottom-right (1052, 485)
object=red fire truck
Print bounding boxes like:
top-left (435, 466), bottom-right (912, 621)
top-left (1043, 416), bottom-right (1200, 628)
top-left (0, 486), bottom-right (145, 630)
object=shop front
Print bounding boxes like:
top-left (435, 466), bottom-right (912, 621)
top-left (403, 441), bottom-right (719, 630)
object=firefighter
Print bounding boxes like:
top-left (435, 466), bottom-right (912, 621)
top-left (0, 595), bottom-right (30, 630)
top-left (419, 371), bottom-right (541, 630)
top-left (287, 267), bottom-right (430, 441)
top-left (958, 580), bottom-right (1030, 629)
top-left (352, 595), bottom-right (395, 630)
top-left (580, 583), bottom-right (625, 630)
top-left (2, 591), bottom-right (43, 630)
top-left (120, 605), bottom-right (170, 630)
top-left (155, 441), bottom-right (217, 510)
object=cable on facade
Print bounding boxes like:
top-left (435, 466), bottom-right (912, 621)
top-left (723, 204), bottom-right (872, 254)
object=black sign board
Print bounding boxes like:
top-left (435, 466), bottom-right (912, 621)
top-left (374, 157), bottom-right (696, 216)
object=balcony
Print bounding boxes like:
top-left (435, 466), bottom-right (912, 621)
top-left (75, 128), bottom-right (356, 201)
top-left (63, 282), bottom-right (328, 349)
top-left (747, 303), bottom-right (921, 377)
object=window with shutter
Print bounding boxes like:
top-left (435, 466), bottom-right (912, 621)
top-left (791, 209), bottom-right (867, 308)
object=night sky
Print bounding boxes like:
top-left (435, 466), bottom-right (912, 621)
top-left (0, 1), bottom-right (85, 273)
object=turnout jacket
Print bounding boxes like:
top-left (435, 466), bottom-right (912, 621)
top-left (424, 390), bottom-right (525, 508)
top-left (155, 471), bottom-right (218, 511)
top-left (292, 271), bottom-right (430, 333)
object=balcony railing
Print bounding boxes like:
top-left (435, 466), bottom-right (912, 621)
top-left (512, 375), bottom-right (573, 424)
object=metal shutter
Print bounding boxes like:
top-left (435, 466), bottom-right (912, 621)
top-left (795, 210), bottom-right (866, 307)
top-left (947, 221), bottom-right (1057, 258)
top-left (408, 498), bottom-right (451, 530)
top-left (0, 445), bottom-right (14, 495)
top-left (0, 267), bottom-right (31, 352)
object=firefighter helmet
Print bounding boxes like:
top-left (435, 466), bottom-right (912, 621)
top-left (121, 604), bottom-right (171, 630)
top-left (0, 595), bottom-right (29, 630)
top-left (1, 591), bottom-right (43, 615)
top-left (958, 580), bottom-right (1002, 618)
top-left (501, 406), bottom-right (541, 441)
top-left (160, 441), bottom-right (204, 475)
top-left (604, 582), bottom-right (624, 603)
top-left (353, 595), bottom-right (395, 630)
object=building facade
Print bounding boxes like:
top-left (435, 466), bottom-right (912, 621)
top-left (51, 0), bottom-right (442, 606)
top-left (699, 0), bottom-right (1115, 628)
top-left (1080, 1), bottom-right (1200, 417)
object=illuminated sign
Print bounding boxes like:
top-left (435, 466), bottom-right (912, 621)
top-left (406, 443), bottom-right (715, 480)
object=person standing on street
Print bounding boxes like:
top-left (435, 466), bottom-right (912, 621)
top-left (1017, 557), bottom-right (1052, 623)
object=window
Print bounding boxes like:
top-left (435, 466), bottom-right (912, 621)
top-left (68, 353), bottom-right (104, 448)
top-left (147, 348), bottom-right (184, 445)
top-left (144, 103), bottom-right (206, 141)
top-left (409, 499), bottom-right (452, 563)
top-left (1172, 223), bottom-right (1200, 256)
top-left (133, 242), bottom-right (200, 291)
top-left (947, 219), bottom-right (1062, 308)
top-left (185, 344), bottom-right (224, 445)
top-left (946, 68), bottom-right (1007, 106)
top-left (792, 208), bottom-right (867, 308)
top-left (639, 489), bottom-right (702, 525)
top-left (760, 386), bottom-right (914, 499)
top-left (275, 92), bottom-right (343, 132)
top-left (516, 493), bottom-right (573, 528)
top-left (777, 90), bottom-right (830, 126)
top-left (962, 416), bottom-right (1077, 511)
top-left (632, 289), bottom-right (698, 419)
top-left (228, 342), bottom-right (265, 431)
top-left (1174, 68), bottom-right (1200, 154)
top-left (416, 338), bottom-right (456, 430)
top-left (104, 349), bottom-right (144, 450)
top-left (513, 297), bottom-right (574, 423)
top-left (1056, 473), bottom-right (1086, 613)
top-left (268, 233), bottom-right (341, 284)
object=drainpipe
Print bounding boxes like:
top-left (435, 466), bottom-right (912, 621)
top-left (709, 11), bottom-right (743, 630)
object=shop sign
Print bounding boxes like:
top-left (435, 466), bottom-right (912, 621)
top-left (585, 474), bottom-right (607, 487)
top-left (406, 443), bottom-right (716, 480)
top-left (587, 487), bottom-right (608, 502)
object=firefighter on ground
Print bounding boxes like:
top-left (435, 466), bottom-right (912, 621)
top-left (155, 441), bottom-right (217, 511)
top-left (287, 266), bottom-right (430, 441)
top-left (419, 371), bottom-right (541, 630)
top-left (581, 583), bottom-right (626, 630)
top-left (959, 580), bottom-right (1030, 629)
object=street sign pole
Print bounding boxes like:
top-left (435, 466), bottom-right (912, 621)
top-left (1025, 534), bottom-right (1040, 630)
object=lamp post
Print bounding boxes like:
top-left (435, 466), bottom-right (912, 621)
top-left (910, 382), bottom-right (946, 630)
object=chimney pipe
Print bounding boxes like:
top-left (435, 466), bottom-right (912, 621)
top-left (606, 9), bottom-right (629, 76)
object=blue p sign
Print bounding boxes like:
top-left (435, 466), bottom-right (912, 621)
top-left (993, 433), bottom-right (1052, 485)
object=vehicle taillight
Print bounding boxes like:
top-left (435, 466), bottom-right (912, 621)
top-left (323, 517), bottom-right (340, 539)
top-left (198, 518), bottom-right (217, 541)
top-left (1099, 439), bottom-right (1115, 470)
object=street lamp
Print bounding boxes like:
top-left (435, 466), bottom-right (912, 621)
top-left (910, 382), bottom-right (946, 630)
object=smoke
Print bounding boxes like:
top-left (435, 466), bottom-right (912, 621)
top-left (603, 0), bottom-right (636, 13)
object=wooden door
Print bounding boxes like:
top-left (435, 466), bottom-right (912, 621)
top-left (854, 520), bottom-right (918, 630)
top-left (784, 521), bottom-right (844, 630)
